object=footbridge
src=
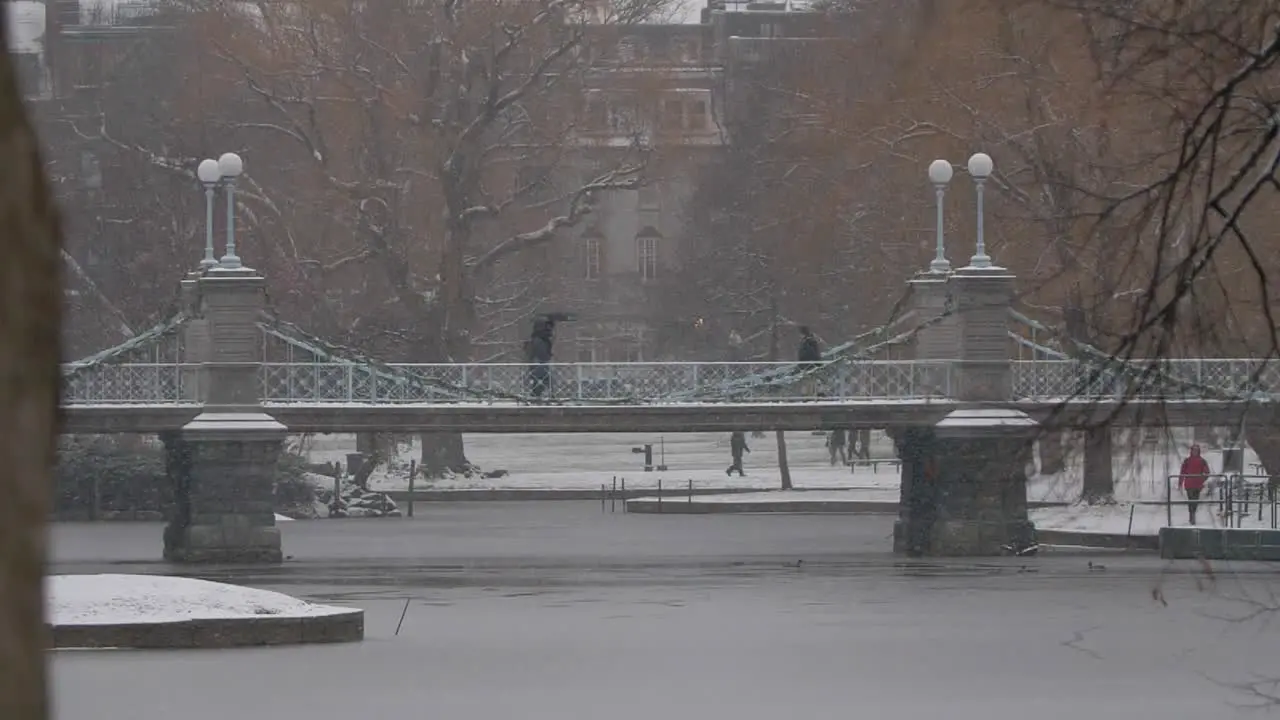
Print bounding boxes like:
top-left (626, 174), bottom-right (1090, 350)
top-left (64, 151), bottom-right (1277, 564)
top-left (60, 307), bottom-right (1280, 434)
top-left (62, 255), bottom-right (1276, 566)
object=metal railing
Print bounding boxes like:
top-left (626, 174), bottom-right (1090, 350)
top-left (56, 357), bottom-right (1280, 405)
top-left (59, 363), bottom-right (200, 405)
top-left (1164, 473), bottom-right (1280, 529)
top-left (1014, 358), bottom-right (1280, 400)
top-left (258, 360), bottom-right (954, 404)
top-left (1219, 474), bottom-right (1279, 529)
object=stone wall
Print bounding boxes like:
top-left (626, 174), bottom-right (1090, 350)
top-left (50, 610), bottom-right (364, 649)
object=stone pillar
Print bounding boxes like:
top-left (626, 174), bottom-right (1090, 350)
top-left (908, 271), bottom-right (957, 398)
top-left (179, 273), bottom-right (210, 402)
top-left (951, 265), bottom-right (1016, 401)
top-left (927, 409), bottom-right (1038, 555)
top-left (908, 271), bottom-right (956, 362)
top-left (889, 426), bottom-right (940, 556)
top-left (895, 264), bottom-right (1039, 556)
top-left (165, 265), bottom-right (285, 564)
top-left (160, 430), bottom-right (192, 557)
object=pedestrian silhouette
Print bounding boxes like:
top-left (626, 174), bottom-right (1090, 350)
top-left (726, 431), bottom-right (749, 477)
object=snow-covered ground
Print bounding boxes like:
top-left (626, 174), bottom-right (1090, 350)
top-left (1029, 431), bottom-right (1263, 504)
top-left (48, 574), bottom-right (353, 626)
top-left (632, 487), bottom-right (1275, 537)
top-left (297, 429), bottom-right (1266, 506)
top-left (1031, 500), bottom-right (1278, 536)
top-left (647, 489), bottom-right (900, 504)
top-left (302, 431), bottom-right (903, 493)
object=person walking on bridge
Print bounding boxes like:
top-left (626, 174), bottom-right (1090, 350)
top-left (524, 319), bottom-right (554, 400)
top-left (1179, 445), bottom-right (1212, 526)
top-left (797, 326), bottom-right (822, 397)
top-left (726, 431), bottom-right (750, 477)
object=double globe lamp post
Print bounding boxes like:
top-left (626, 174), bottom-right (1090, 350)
top-left (195, 152), bottom-right (245, 271)
top-left (926, 151), bottom-right (995, 272)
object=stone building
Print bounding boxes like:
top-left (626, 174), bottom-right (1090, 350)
top-left (8, 0), bottom-right (170, 358)
top-left (16, 0), bottom-right (838, 363)
top-left (544, 2), bottom-right (836, 364)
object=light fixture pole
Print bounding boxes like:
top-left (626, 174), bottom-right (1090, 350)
top-left (217, 152), bottom-right (245, 269)
top-left (196, 158), bottom-right (222, 269)
top-left (927, 159), bottom-right (954, 273)
top-left (967, 152), bottom-right (994, 269)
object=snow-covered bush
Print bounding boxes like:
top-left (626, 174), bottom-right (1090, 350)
top-left (56, 436), bottom-right (316, 520)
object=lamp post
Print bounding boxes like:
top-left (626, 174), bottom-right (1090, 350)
top-left (217, 152), bottom-right (244, 269)
top-left (927, 159), bottom-right (953, 273)
top-left (196, 158), bottom-right (221, 269)
top-left (966, 152), bottom-right (994, 268)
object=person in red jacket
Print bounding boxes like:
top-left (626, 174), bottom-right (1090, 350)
top-left (1179, 445), bottom-right (1212, 525)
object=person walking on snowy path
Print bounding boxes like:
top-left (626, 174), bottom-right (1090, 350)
top-left (1179, 444), bottom-right (1212, 526)
top-left (727, 431), bottom-right (749, 477)
top-left (828, 428), bottom-right (848, 466)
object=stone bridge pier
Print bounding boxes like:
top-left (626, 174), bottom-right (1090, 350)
top-left (890, 264), bottom-right (1038, 556)
top-left (887, 158), bottom-right (1040, 556)
top-left (162, 265), bottom-right (285, 563)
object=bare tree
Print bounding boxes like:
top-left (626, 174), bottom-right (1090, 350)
top-left (197, 0), bottom-right (664, 475)
top-left (677, 33), bottom-right (903, 355)
top-left (48, 1), bottom-right (674, 476)
top-left (675, 7), bottom-right (930, 488)
top-left (1042, 1), bottom-right (1280, 477)
top-left (0, 9), bottom-right (64, 718)
top-left (926, 5), bottom-right (1139, 499)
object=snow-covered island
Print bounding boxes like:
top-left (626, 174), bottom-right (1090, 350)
top-left (48, 574), bottom-right (353, 626)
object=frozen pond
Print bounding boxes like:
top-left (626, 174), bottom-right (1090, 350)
top-left (51, 503), bottom-right (1280, 719)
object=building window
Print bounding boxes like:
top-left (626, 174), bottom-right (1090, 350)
top-left (620, 343), bottom-right (643, 363)
top-left (637, 233), bottom-right (659, 281)
top-left (608, 101), bottom-right (637, 133)
top-left (618, 38), bottom-right (639, 62)
top-left (661, 99), bottom-right (683, 130)
top-left (673, 37), bottom-right (699, 63)
top-left (687, 100), bottom-right (709, 131)
top-left (583, 234), bottom-right (602, 280)
top-left (576, 337), bottom-right (598, 363)
top-left (585, 96), bottom-right (608, 130)
top-left (658, 97), bottom-right (710, 132)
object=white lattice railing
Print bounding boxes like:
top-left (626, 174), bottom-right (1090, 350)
top-left (58, 358), bottom-right (1280, 405)
top-left (60, 363), bottom-right (200, 405)
top-left (1012, 359), bottom-right (1280, 400)
top-left (257, 361), bottom-right (954, 404)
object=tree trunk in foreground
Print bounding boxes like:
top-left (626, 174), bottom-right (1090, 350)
top-left (0, 21), bottom-right (64, 720)
top-left (1037, 429), bottom-right (1067, 476)
top-left (776, 430), bottom-right (793, 490)
top-left (1080, 427), bottom-right (1115, 504)
top-left (1246, 428), bottom-right (1280, 478)
top-left (420, 432), bottom-right (474, 479)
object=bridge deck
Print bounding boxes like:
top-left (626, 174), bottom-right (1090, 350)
top-left (58, 399), bottom-right (1279, 434)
